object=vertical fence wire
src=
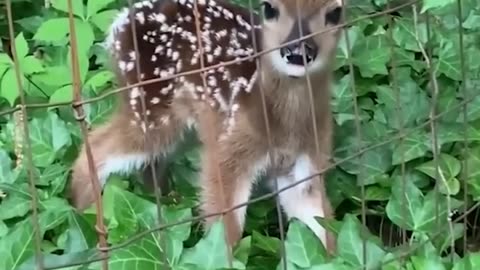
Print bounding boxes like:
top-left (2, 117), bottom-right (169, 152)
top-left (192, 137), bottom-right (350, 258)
top-left (340, 0), bottom-right (368, 267)
top-left (65, 0), bottom-right (109, 269)
top-left (245, 1), bottom-right (288, 269)
top-left (5, 1), bottom-right (44, 269)
top-left (456, 0), bottom-right (470, 259)
top-left (385, 0), bottom-right (402, 250)
top-left (191, 0), bottom-right (233, 265)
top-left (124, 0), bottom-right (168, 267)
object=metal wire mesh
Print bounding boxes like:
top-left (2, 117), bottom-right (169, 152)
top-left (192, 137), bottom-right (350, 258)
top-left (1, 0), bottom-right (479, 269)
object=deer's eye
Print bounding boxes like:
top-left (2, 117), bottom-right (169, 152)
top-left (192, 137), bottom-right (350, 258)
top-left (261, 1), bottom-right (279, 20)
top-left (325, 7), bottom-right (342, 25)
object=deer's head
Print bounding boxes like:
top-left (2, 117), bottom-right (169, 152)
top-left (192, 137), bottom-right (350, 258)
top-left (260, 0), bottom-right (345, 78)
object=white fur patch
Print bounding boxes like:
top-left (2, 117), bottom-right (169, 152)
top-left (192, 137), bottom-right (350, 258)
top-left (268, 50), bottom-right (325, 77)
top-left (104, 8), bottom-right (130, 50)
top-left (98, 153), bottom-right (149, 187)
top-left (275, 154), bottom-right (328, 245)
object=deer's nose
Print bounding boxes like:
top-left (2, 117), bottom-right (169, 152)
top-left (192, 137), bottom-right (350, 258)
top-left (280, 41), bottom-right (318, 66)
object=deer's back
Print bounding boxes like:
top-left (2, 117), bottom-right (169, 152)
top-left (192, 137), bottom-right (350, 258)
top-left (106, 0), bottom-right (261, 131)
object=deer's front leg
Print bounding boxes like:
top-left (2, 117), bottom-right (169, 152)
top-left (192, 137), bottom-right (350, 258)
top-left (275, 153), bottom-right (336, 253)
top-left (199, 136), bottom-right (267, 248)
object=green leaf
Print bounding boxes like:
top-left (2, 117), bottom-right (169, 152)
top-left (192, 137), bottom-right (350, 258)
top-left (51, 0), bottom-right (85, 19)
top-left (415, 154), bottom-right (462, 195)
top-left (28, 112), bottom-right (72, 167)
top-left (1, 68), bottom-right (21, 106)
top-left (87, 0), bottom-right (116, 17)
top-left (421, 0), bottom-right (456, 13)
top-left (337, 215), bottom-right (385, 269)
top-left (49, 84), bottom-right (73, 105)
top-left (411, 256), bottom-right (446, 270)
top-left (0, 150), bottom-right (14, 184)
top-left (252, 230), bottom-right (281, 256)
top-left (386, 177), bottom-right (463, 232)
top-left (21, 56), bottom-right (45, 75)
top-left (180, 220), bottom-right (245, 269)
top-left (15, 32), bottom-right (29, 59)
top-left (84, 70), bottom-right (115, 93)
top-left (0, 209), bottom-right (68, 270)
top-left (90, 9), bottom-right (119, 32)
top-left (233, 236), bottom-right (252, 266)
top-left (352, 34), bottom-right (390, 77)
top-left (453, 252), bottom-right (480, 270)
top-left (434, 41), bottom-right (462, 80)
top-left (463, 11), bottom-right (480, 29)
top-left (62, 211), bottom-right (97, 253)
top-left (392, 130), bottom-right (430, 165)
top-left (392, 18), bottom-right (428, 52)
top-left (33, 18), bottom-right (71, 44)
top-left (462, 146), bottom-right (480, 200)
top-left (0, 195), bottom-right (31, 220)
top-left (364, 186), bottom-right (390, 201)
top-left (284, 219), bottom-right (327, 268)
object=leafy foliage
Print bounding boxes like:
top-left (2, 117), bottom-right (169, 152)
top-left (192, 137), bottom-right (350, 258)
top-left (0, 0), bottom-right (480, 269)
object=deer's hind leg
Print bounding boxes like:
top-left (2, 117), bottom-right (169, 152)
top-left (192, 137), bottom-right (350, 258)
top-left (69, 110), bottom-right (183, 211)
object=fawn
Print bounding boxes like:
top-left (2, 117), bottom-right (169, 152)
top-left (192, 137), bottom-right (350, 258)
top-left (69, 0), bottom-right (345, 252)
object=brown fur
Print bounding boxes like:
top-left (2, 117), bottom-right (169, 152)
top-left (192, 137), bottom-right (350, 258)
top-left (69, 0), bottom-right (345, 252)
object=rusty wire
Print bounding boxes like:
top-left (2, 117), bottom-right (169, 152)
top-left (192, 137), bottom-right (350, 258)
top-left (5, 1), bottom-right (43, 269)
top-left (3, 0), bottom-right (479, 269)
top-left (65, 0), bottom-right (109, 269)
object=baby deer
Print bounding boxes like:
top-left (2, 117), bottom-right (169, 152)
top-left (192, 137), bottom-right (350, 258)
top-left (70, 0), bottom-right (345, 252)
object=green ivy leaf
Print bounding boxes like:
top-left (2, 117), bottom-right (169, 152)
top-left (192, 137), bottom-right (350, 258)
top-left (28, 112), bottom-right (72, 167)
top-left (15, 32), bottom-right (29, 59)
top-left (435, 41), bottom-right (462, 80)
top-left (392, 18), bottom-right (428, 52)
top-left (337, 215), bottom-right (385, 269)
top-left (33, 18), bottom-right (71, 44)
top-left (21, 56), bottom-right (45, 75)
top-left (415, 153), bottom-right (462, 195)
top-left (179, 220), bottom-right (245, 269)
top-left (252, 230), bottom-right (281, 256)
top-left (0, 68), bottom-right (22, 106)
top-left (416, 153), bottom-right (462, 181)
top-left (421, 0), bottom-right (456, 13)
top-left (392, 130), bottom-right (430, 165)
top-left (51, 0), bottom-right (85, 19)
top-left (87, 0), bottom-right (116, 18)
top-left (90, 9), bottom-right (119, 32)
top-left (284, 220), bottom-right (327, 268)
top-left (233, 236), bottom-right (252, 266)
top-left (463, 146), bottom-right (480, 200)
top-left (49, 84), bottom-right (73, 105)
top-left (453, 252), bottom-right (480, 270)
top-left (463, 11), bottom-right (480, 29)
top-left (0, 195), bottom-right (31, 220)
top-left (352, 34), bottom-right (390, 77)
top-left (386, 177), bottom-right (463, 232)
top-left (0, 150), bottom-right (14, 184)
top-left (411, 256), bottom-right (446, 270)
top-left (85, 70), bottom-right (115, 93)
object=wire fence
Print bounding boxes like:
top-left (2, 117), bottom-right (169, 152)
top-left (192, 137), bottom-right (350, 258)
top-left (1, 0), bottom-right (479, 269)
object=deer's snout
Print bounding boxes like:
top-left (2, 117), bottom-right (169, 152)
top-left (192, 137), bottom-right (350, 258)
top-left (280, 41), bottom-right (318, 66)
